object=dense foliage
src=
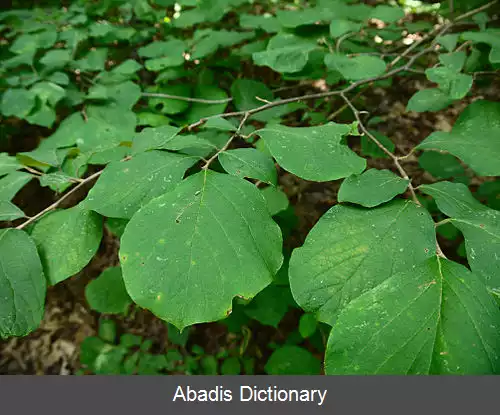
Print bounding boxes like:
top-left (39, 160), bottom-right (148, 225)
top-left (1, 0), bottom-right (499, 375)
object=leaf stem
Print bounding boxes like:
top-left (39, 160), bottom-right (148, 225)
top-left (201, 112), bottom-right (250, 170)
top-left (141, 92), bottom-right (233, 104)
top-left (16, 170), bottom-right (103, 230)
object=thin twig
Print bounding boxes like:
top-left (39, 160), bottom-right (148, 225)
top-left (340, 92), bottom-right (447, 259)
top-left (16, 170), bottom-right (103, 230)
top-left (23, 166), bottom-right (43, 176)
top-left (201, 112), bottom-right (250, 170)
top-left (435, 218), bottom-right (452, 227)
top-left (186, 34), bottom-right (447, 131)
top-left (339, 92), bottom-right (420, 204)
top-left (16, 1), bottom-right (497, 230)
top-left (141, 92), bottom-right (233, 104)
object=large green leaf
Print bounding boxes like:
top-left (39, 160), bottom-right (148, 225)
top-left (252, 34), bottom-right (316, 73)
top-left (139, 39), bottom-right (186, 71)
top-left (0, 201), bottom-right (25, 221)
top-left (370, 5), bottom-right (405, 23)
top-left (256, 123), bottom-right (366, 181)
top-left (84, 151), bottom-right (199, 219)
top-left (289, 200), bottom-right (435, 326)
top-left (417, 100), bottom-right (500, 176)
top-left (419, 181), bottom-right (500, 290)
top-left (0, 229), bottom-right (46, 338)
top-left (0, 153), bottom-right (22, 176)
top-left (219, 148), bottom-right (277, 185)
top-left (325, 257), bottom-right (500, 374)
top-left (230, 79), bottom-right (272, 111)
top-left (338, 169), bottom-right (409, 207)
top-left (260, 186), bottom-right (289, 216)
top-left (407, 88), bottom-right (453, 113)
top-left (1, 88), bottom-right (36, 118)
top-left (119, 171), bottom-right (283, 330)
top-left (239, 13), bottom-right (281, 33)
top-left (0, 171), bottom-right (32, 201)
top-left (31, 206), bottom-right (103, 285)
top-left (324, 54), bottom-right (386, 81)
top-left (461, 30), bottom-right (500, 64)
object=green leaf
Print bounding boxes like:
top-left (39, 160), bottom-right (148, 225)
top-left (37, 112), bottom-right (86, 149)
top-left (111, 59), bottom-right (142, 75)
top-left (85, 267), bottom-right (132, 314)
top-left (299, 313), bottom-right (317, 338)
top-left (186, 85), bottom-right (229, 124)
top-left (417, 100), bottom-right (500, 176)
top-left (477, 181), bottom-right (500, 211)
top-left (0, 171), bottom-right (32, 201)
top-left (75, 108), bottom-right (136, 154)
top-left (425, 68), bottom-right (473, 100)
top-left (461, 30), bottom-right (500, 64)
top-left (0, 153), bottom-right (22, 176)
top-left (419, 181), bottom-right (500, 290)
top-left (437, 34), bottom-right (459, 52)
top-left (221, 357), bottom-right (241, 375)
top-left (324, 54), bottom-right (386, 81)
top-left (146, 84), bottom-right (191, 114)
top-left (0, 201), bottom-right (25, 221)
top-left (231, 79), bottom-right (272, 112)
top-left (30, 82), bottom-right (66, 106)
top-left (438, 51), bottom-right (467, 72)
top-left (275, 8), bottom-right (327, 28)
top-left (260, 186), bottom-right (289, 216)
top-left (265, 346), bottom-right (321, 375)
top-left (256, 123), bottom-right (366, 181)
top-left (73, 48), bottom-right (108, 72)
top-left (1, 88), bottom-right (36, 118)
top-left (31, 206), bottom-right (103, 285)
top-left (407, 88), bottom-right (453, 113)
top-left (104, 81), bottom-right (141, 109)
top-left (190, 30), bottom-right (255, 59)
top-left (0, 229), bottom-right (46, 338)
top-left (360, 131), bottom-right (395, 159)
top-left (9, 29), bottom-right (57, 55)
top-left (240, 13), bottom-right (281, 33)
top-left (39, 49), bottom-right (72, 70)
top-left (338, 169), bottom-right (409, 207)
top-left (203, 117), bottom-right (236, 131)
top-left (39, 172), bottom-right (75, 193)
top-left (418, 151), bottom-right (465, 179)
top-left (137, 112), bottom-right (172, 127)
top-left (370, 5), bottom-right (405, 23)
top-left (325, 257), bottom-right (500, 374)
top-left (140, 39), bottom-right (186, 71)
top-left (26, 104), bottom-right (56, 128)
top-left (84, 151), bottom-right (198, 219)
top-left (119, 170), bottom-right (283, 330)
top-left (132, 125), bottom-right (181, 154)
top-left (244, 284), bottom-right (292, 327)
top-left (252, 34), bottom-right (316, 73)
top-left (219, 148), bottom-right (277, 185)
top-left (329, 19), bottom-right (362, 38)
top-left (289, 200), bottom-right (435, 326)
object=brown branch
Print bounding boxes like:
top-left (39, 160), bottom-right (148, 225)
top-left (141, 92), bottom-right (233, 104)
top-left (339, 92), bottom-right (447, 259)
top-left (201, 112), bottom-right (250, 170)
top-left (16, 170), bottom-right (103, 230)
